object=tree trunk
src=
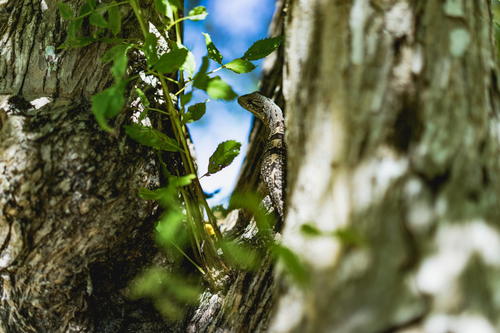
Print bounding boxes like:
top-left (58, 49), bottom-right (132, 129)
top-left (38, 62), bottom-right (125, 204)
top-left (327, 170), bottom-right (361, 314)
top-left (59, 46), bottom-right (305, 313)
top-left (2, 0), bottom-right (499, 332)
top-left (0, 1), bottom-right (172, 332)
top-left (270, 0), bottom-right (500, 332)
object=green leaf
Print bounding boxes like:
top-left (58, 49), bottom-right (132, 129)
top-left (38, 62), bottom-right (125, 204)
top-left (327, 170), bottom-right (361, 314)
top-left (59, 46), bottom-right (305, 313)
top-left (272, 244), bottom-right (310, 288)
top-left (57, 3), bottom-right (74, 19)
top-left (169, 174), bottom-right (196, 187)
top-left (182, 49), bottom-right (196, 77)
top-left (111, 45), bottom-right (129, 79)
top-left (124, 124), bottom-right (181, 152)
top-left (135, 88), bottom-right (150, 107)
top-left (174, 43), bottom-right (196, 77)
top-left (202, 33), bottom-right (223, 64)
top-left (153, 48), bottom-right (188, 74)
top-left (108, 2), bottom-right (122, 36)
top-left (224, 58), bottom-right (256, 74)
top-left (220, 240), bottom-right (260, 270)
top-left (187, 6), bottom-right (208, 21)
top-left (184, 102), bottom-right (206, 123)
top-left (208, 140), bottom-right (241, 174)
top-left (300, 224), bottom-right (322, 237)
top-left (242, 36), bottom-right (283, 61)
top-left (91, 83), bottom-right (125, 132)
top-left (154, 0), bottom-right (170, 18)
top-left (143, 33), bottom-right (159, 66)
top-left (180, 92), bottom-right (192, 107)
top-left (193, 57), bottom-right (210, 90)
top-left (86, 0), bottom-right (97, 9)
top-left (101, 44), bottom-right (128, 63)
top-left (333, 227), bottom-right (365, 246)
top-left (155, 210), bottom-right (186, 246)
top-left (89, 11), bottom-right (108, 28)
top-left (206, 77), bottom-right (237, 100)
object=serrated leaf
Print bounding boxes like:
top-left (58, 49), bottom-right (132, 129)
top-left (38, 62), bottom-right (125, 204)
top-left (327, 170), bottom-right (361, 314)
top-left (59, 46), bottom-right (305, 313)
top-left (208, 140), bottom-right (241, 174)
top-left (108, 3), bottom-right (121, 36)
top-left (57, 3), bottom-right (74, 19)
top-left (154, 48), bottom-right (188, 74)
top-left (90, 11), bottom-right (108, 28)
top-left (243, 36), bottom-right (283, 61)
top-left (124, 124), bottom-right (181, 152)
top-left (187, 6), bottom-right (207, 21)
top-left (206, 77), bottom-right (237, 100)
top-left (180, 92), bottom-right (192, 107)
top-left (202, 32), bottom-right (223, 64)
top-left (91, 83), bottom-right (125, 132)
top-left (184, 102), bottom-right (206, 123)
top-left (224, 58), bottom-right (255, 74)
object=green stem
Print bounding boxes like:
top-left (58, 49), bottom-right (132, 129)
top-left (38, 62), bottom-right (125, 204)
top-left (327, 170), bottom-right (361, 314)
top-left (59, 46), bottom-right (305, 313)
top-left (129, 0), bottom-right (148, 39)
top-left (68, 1), bottom-right (129, 21)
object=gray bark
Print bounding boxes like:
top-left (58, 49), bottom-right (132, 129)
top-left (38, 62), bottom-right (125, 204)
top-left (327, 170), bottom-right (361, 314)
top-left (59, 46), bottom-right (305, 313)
top-left (271, 1), bottom-right (500, 332)
top-left (0, 1), bottom-right (172, 332)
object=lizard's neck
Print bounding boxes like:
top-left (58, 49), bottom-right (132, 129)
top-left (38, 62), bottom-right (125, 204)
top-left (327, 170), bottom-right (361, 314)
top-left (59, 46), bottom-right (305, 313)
top-left (263, 105), bottom-right (284, 137)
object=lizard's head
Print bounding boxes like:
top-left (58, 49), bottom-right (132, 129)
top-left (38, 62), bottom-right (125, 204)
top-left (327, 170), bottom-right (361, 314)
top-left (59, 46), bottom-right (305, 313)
top-left (237, 91), bottom-right (268, 121)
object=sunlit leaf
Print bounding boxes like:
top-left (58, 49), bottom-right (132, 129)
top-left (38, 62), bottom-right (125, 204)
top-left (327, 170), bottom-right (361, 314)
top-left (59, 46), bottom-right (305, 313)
top-left (187, 6), bottom-right (207, 21)
top-left (224, 58), bottom-right (255, 74)
top-left (202, 32), bottom-right (223, 64)
top-left (208, 140), bottom-right (241, 174)
top-left (124, 124), bottom-right (181, 152)
top-left (155, 210), bottom-right (185, 246)
top-left (242, 36), bottom-right (283, 61)
top-left (175, 43), bottom-right (196, 77)
top-left (206, 76), bottom-right (237, 100)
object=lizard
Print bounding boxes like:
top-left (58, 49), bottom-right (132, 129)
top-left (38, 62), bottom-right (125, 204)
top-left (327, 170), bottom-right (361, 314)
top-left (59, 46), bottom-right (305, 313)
top-left (238, 92), bottom-right (285, 219)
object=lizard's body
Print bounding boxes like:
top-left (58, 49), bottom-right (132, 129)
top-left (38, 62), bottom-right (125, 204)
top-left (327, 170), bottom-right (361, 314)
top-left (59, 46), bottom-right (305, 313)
top-left (238, 92), bottom-right (285, 218)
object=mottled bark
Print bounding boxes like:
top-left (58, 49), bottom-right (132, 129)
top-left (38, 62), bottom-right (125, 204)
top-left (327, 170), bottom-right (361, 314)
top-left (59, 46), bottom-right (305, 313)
top-left (0, 1), bottom-right (172, 332)
top-left (271, 1), bottom-right (500, 333)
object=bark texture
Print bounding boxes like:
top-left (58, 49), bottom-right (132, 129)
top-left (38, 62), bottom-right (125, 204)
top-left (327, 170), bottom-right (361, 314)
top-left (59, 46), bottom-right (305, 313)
top-left (0, 1), bottom-right (172, 332)
top-left (270, 1), bottom-right (500, 332)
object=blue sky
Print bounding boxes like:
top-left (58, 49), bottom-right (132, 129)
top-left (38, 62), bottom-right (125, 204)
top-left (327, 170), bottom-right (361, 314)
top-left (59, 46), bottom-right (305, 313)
top-left (184, 0), bottom-right (276, 205)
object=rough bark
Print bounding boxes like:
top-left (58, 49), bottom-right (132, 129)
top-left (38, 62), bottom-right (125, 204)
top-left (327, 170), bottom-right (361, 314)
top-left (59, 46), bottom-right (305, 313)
top-left (0, 1), bottom-right (173, 332)
top-left (270, 1), bottom-right (500, 332)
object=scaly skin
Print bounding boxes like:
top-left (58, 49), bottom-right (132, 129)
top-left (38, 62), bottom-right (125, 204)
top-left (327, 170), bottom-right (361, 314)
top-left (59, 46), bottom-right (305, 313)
top-left (238, 92), bottom-right (285, 218)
